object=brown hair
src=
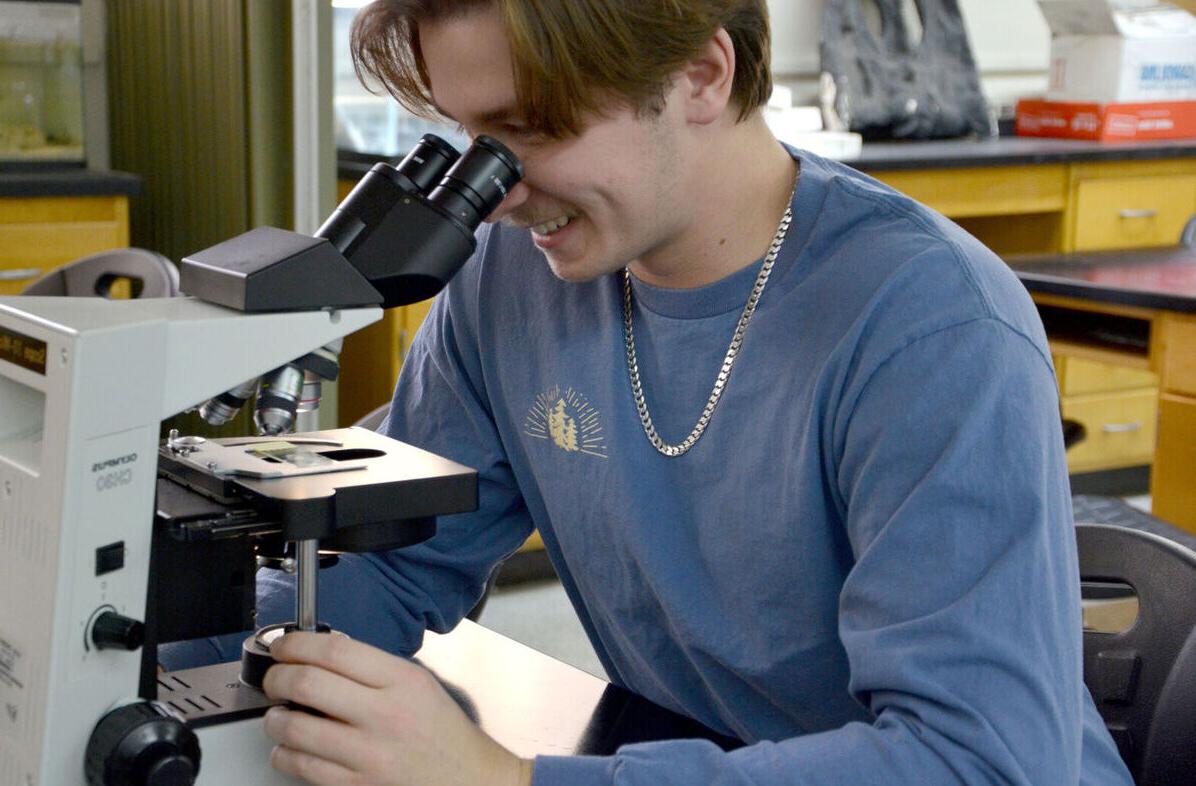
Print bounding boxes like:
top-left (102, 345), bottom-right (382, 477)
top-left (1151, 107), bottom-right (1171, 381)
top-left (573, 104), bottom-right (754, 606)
top-left (350, 0), bottom-right (772, 138)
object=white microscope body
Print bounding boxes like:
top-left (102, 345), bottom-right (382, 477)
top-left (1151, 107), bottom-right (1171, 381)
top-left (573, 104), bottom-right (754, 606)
top-left (0, 132), bottom-right (521, 786)
top-left (0, 295), bottom-right (379, 785)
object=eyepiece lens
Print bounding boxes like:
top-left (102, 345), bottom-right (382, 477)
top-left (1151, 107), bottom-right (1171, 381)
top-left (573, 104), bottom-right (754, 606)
top-left (395, 134), bottom-right (461, 194)
top-left (426, 134), bottom-right (524, 230)
top-left (472, 135), bottom-right (524, 179)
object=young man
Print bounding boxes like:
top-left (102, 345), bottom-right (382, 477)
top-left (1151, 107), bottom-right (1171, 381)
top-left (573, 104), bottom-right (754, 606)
top-left (166, 1), bottom-right (1133, 783)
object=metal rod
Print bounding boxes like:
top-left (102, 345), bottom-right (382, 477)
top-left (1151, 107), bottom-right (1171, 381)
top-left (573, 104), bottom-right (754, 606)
top-left (294, 371), bottom-right (323, 433)
top-left (295, 539), bottom-right (319, 631)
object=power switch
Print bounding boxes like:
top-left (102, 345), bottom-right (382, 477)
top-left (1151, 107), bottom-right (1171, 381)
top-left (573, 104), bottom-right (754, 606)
top-left (96, 541), bottom-right (126, 576)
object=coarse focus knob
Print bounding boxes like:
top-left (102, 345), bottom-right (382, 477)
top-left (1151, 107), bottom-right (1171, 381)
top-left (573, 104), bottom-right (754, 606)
top-left (91, 610), bottom-right (145, 651)
top-left (85, 701), bottom-right (201, 786)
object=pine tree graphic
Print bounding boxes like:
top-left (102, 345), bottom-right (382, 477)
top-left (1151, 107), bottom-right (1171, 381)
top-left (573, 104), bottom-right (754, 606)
top-left (548, 399), bottom-right (579, 452)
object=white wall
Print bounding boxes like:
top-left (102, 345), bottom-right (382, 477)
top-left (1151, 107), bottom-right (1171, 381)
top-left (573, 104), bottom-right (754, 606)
top-left (768, 0), bottom-right (1052, 112)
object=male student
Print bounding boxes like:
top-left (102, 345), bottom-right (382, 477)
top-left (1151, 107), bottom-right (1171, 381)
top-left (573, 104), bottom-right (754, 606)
top-left (167, 1), bottom-right (1132, 783)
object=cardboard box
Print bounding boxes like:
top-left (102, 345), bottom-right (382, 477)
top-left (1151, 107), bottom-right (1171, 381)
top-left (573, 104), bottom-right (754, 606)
top-left (1038, 1), bottom-right (1196, 103)
top-left (1015, 98), bottom-right (1196, 140)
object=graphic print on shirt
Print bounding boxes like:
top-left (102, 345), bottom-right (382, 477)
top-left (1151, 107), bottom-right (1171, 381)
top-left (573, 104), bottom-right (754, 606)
top-left (524, 385), bottom-right (608, 458)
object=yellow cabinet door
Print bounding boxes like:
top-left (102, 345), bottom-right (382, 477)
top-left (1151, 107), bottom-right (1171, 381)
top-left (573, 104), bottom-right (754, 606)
top-left (0, 195), bottom-right (130, 294)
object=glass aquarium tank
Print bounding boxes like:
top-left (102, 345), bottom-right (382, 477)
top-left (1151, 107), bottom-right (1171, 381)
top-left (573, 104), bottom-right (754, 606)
top-left (0, 0), bottom-right (84, 168)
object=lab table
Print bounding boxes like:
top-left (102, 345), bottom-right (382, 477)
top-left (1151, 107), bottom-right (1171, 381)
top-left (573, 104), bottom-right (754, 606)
top-left (1008, 246), bottom-right (1196, 532)
top-left (0, 169), bottom-right (142, 294)
top-left (415, 620), bottom-right (741, 757)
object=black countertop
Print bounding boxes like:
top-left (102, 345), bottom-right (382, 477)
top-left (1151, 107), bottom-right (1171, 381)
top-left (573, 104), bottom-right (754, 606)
top-left (0, 168), bottom-right (143, 198)
top-left (1009, 246), bottom-right (1196, 314)
top-left (338, 137), bottom-right (1196, 181)
top-left (846, 136), bottom-right (1196, 172)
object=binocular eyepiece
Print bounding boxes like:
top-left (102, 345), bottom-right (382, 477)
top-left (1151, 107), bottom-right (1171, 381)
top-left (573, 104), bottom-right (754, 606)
top-left (314, 132), bottom-right (523, 310)
top-left (394, 133), bottom-right (523, 230)
top-left (197, 133), bottom-right (523, 435)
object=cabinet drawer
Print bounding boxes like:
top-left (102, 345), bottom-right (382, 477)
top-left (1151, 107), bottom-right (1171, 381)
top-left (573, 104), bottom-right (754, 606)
top-left (1058, 356), bottom-right (1158, 396)
top-left (1062, 388), bottom-right (1158, 473)
top-left (874, 164), bottom-right (1067, 219)
top-left (1073, 175), bottom-right (1196, 251)
top-left (0, 222), bottom-right (125, 266)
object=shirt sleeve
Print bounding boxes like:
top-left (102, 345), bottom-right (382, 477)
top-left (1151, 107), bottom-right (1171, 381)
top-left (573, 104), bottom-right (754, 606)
top-left (532, 317), bottom-right (1089, 785)
top-left (160, 260), bottom-right (534, 669)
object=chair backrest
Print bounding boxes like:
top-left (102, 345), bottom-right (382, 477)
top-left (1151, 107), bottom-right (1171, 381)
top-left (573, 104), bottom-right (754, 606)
top-left (21, 247), bottom-right (179, 298)
top-left (1182, 214), bottom-right (1196, 248)
top-left (1077, 523), bottom-right (1196, 785)
top-left (353, 402), bottom-right (391, 432)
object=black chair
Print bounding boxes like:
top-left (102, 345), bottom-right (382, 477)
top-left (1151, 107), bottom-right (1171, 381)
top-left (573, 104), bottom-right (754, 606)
top-left (1077, 523), bottom-right (1196, 784)
top-left (21, 247), bottom-right (179, 298)
top-left (354, 401), bottom-right (391, 433)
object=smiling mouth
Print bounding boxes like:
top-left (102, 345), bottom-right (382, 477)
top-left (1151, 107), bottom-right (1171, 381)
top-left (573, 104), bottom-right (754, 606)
top-left (530, 215), bottom-right (573, 236)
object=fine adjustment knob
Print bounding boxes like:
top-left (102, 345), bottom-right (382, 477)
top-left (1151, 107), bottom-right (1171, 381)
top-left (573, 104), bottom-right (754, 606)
top-left (85, 701), bottom-right (201, 785)
top-left (91, 610), bottom-right (145, 651)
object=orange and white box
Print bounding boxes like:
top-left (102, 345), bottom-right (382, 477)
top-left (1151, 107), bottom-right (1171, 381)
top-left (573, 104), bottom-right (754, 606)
top-left (1015, 98), bottom-right (1196, 141)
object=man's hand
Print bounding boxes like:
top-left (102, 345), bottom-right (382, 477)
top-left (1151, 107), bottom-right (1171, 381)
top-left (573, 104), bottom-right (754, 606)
top-left (261, 631), bottom-right (534, 786)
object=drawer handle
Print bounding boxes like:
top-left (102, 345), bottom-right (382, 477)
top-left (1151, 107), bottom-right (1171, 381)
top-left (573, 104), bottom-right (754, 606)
top-left (1102, 421), bottom-right (1143, 434)
top-left (0, 268), bottom-right (42, 282)
top-left (1118, 209), bottom-right (1158, 220)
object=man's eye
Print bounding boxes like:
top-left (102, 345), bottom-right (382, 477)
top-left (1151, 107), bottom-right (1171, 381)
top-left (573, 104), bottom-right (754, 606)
top-left (507, 128), bottom-right (551, 147)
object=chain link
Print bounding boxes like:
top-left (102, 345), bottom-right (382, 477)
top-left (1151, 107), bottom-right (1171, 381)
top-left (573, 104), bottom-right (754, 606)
top-left (623, 195), bottom-right (795, 457)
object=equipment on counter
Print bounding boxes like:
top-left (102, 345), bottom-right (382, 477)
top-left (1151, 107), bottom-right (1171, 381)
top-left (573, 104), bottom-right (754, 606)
top-left (192, 132), bottom-right (522, 435)
top-left (819, 0), bottom-right (993, 140)
top-left (0, 133), bottom-right (521, 785)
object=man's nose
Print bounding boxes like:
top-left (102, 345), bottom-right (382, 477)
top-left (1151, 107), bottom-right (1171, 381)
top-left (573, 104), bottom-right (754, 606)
top-left (485, 180), bottom-right (531, 223)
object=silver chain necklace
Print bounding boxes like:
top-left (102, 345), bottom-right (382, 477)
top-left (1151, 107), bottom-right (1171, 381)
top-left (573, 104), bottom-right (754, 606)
top-left (622, 181), bottom-right (796, 457)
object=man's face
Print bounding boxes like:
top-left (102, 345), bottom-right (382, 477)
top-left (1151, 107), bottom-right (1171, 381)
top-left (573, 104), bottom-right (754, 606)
top-left (419, 5), bottom-right (689, 283)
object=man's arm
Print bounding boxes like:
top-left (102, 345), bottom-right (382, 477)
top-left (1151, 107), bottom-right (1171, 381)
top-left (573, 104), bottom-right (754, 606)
top-left (531, 317), bottom-right (1096, 784)
top-left (160, 261), bottom-right (533, 669)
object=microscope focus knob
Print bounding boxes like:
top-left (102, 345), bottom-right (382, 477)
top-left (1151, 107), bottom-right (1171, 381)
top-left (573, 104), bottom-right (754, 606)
top-left (91, 610), bottom-right (145, 651)
top-left (85, 701), bottom-right (201, 786)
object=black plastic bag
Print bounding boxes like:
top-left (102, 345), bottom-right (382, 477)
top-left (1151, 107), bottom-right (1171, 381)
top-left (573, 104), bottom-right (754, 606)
top-left (820, 0), bottom-right (995, 140)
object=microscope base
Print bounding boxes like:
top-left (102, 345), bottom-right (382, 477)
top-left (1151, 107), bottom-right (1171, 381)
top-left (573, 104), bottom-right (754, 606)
top-left (194, 715), bottom-right (299, 785)
top-left (158, 660), bottom-right (299, 784)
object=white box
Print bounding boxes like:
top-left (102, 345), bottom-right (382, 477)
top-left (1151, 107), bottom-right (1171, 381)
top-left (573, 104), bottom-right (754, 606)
top-left (1038, 1), bottom-right (1196, 103)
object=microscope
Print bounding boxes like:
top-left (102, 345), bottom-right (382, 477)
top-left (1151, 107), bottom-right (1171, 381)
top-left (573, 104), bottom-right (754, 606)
top-left (0, 134), bottom-right (522, 785)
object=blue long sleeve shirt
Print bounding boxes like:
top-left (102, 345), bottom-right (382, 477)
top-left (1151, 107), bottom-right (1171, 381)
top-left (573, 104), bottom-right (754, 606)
top-left (164, 148), bottom-right (1131, 785)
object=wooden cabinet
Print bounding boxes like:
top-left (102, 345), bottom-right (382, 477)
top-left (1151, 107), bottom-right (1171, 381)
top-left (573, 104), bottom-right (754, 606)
top-left (1059, 355), bottom-right (1158, 396)
top-left (1154, 393), bottom-right (1196, 527)
top-left (871, 153), bottom-right (1196, 479)
top-left (1060, 385), bottom-right (1158, 473)
top-left (1072, 173), bottom-right (1196, 252)
top-left (339, 293), bottom-right (433, 426)
top-left (1154, 313), bottom-right (1196, 528)
top-left (0, 194), bottom-right (130, 294)
top-left (1057, 356), bottom-right (1159, 473)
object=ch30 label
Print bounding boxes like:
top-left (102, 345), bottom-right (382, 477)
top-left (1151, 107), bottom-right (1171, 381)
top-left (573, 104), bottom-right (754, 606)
top-left (95, 469), bottom-right (133, 492)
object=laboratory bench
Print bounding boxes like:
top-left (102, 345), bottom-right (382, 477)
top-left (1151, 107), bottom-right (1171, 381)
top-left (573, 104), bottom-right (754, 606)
top-left (1008, 246), bottom-right (1196, 533)
top-left (0, 168), bottom-right (141, 295)
top-left (854, 137), bottom-right (1196, 258)
top-left (409, 619), bottom-right (740, 757)
top-left (165, 619), bottom-right (739, 760)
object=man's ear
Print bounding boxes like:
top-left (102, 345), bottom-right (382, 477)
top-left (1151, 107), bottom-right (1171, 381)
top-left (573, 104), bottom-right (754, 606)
top-left (679, 28), bottom-right (736, 125)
